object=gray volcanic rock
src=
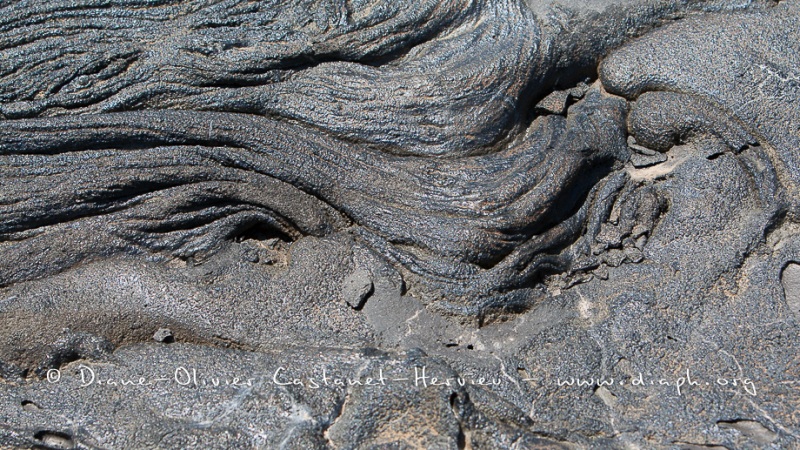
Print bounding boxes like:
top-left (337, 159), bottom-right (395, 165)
top-left (1, 0), bottom-right (799, 449)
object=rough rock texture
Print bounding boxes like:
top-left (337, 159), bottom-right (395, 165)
top-left (0, 0), bottom-right (798, 448)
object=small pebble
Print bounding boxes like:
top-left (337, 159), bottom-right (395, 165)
top-left (342, 269), bottom-right (374, 310)
top-left (153, 328), bottom-right (174, 343)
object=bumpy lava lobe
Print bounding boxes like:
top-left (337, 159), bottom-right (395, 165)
top-left (600, 2), bottom-right (800, 203)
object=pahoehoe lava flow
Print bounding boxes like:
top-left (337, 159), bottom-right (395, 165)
top-left (0, 0), bottom-right (776, 317)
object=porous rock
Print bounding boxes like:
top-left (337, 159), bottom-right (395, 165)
top-left (1, 0), bottom-right (799, 448)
